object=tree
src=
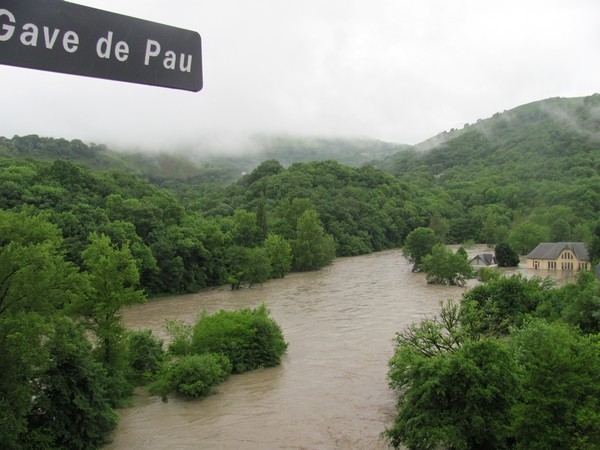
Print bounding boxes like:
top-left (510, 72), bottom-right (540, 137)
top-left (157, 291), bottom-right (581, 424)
top-left (460, 274), bottom-right (553, 337)
top-left (387, 336), bottom-right (519, 449)
top-left (508, 221), bottom-right (550, 255)
top-left (149, 353), bottom-right (232, 401)
top-left (255, 194), bottom-right (268, 241)
top-left (191, 304), bottom-right (288, 374)
top-left (244, 247), bottom-right (271, 287)
top-left (495, 242), bottom-right (520, 267)
top-left (0, 211), bottom-right (86, 448)
top-left (127, 329), bottom-right (165, 384)
top-left (292, 209), bottom-right (336, 271)
top-left (72, 233), bottom-right (146, 404)
top-left (264, 233), bottom-right (292, 278)
top-left (27, 317), bottom-right (118, 450)
top-left (511, 320), bottom-right (600, 449)
top-left (402, 227), bottom-right (441, 272)
top-left (588, 222), bottom-right (600, 264)
top-left (421, 244), bottom-right (473, 286)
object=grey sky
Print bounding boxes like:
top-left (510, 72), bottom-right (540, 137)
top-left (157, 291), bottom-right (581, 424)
top-left (2, 0), bottom-right (600, 151)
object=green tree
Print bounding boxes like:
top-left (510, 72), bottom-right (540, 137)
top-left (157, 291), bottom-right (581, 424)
top-left (149, 353), bottom-right (232, 401)
top-left (244, 247), bottom-right (272, 287)
top-left (421, 244), bottom-right (474, 286)
top-left (264, 233), bottom-right (292, 278)
top-left (588, 222), bottom-right (600, 264)
top-left (0, 211), bottom-right (86, 448)
top-left (402, 227), bottom-right (441, 272)
top-left (511, 320), bottom-right (600, 449)
top-left (72, 233), bottom-right (146, 404)
top-left (460, 274), bottom-right (553, 337)
top-left (191, 304), bottom-right (288, 374)
top-left (429, 213), bottom-right (449, 242)
top-left (494, 242), bottom-right (520, 267)
top-left (292, 209), bottom-right (336, 271)
top-left (255, 194), bottom-right (268, 242)
top-left (127, 329), bottom-right (165, 384)
top-left (27, 317), bottom-right (118, 450)
top-left (387, 335), bottom-right (519, 449)
top-left (508, 221), bottom-right (551, 255)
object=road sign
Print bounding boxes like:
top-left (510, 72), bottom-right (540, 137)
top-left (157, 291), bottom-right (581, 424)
top-left (0, 0), bottom-right (202, 92)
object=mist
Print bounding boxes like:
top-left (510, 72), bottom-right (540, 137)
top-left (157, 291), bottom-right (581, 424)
top-left (2, 0), bottom-right (600, 153)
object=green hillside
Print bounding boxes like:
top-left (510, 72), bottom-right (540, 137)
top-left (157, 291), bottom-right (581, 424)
top-left (372, 94), bottom-right (600, 247)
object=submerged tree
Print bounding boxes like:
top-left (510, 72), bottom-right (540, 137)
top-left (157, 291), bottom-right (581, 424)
top-left (402, 227), bottom-right (441, 272)
top-left (421, 244), bottom-right (473, 286)
top-left (495, 242), bottom-right (520, 267)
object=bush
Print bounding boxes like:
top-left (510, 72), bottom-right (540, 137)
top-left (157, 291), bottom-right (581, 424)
top-left (149, 353), bottom-right (232, 400)
top-left (165, 319), bottom-right (192, 356)
top-left (191, 304), bottom-right (288, 373)
top-left (127, 329), bottom-right (165, 384)
top-left (477, 267), bottom-right (501, 282)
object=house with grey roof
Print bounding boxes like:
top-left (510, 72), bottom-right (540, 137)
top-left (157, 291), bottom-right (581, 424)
top-left (526, 242), bottom-right (591, 271)
top-left (469, 253), bottom-right (498, 268)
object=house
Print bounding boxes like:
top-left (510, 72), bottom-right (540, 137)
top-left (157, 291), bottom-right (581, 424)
top-left (526, 242), bottom-right (591, 271)
top-left (469, 253), bottom-right (498, 268)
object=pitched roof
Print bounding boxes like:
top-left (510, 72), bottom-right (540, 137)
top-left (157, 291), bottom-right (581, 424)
top-left (469, 253), bottom-right (498, 266)
top-left (527, 242), bottom-right (589, 261)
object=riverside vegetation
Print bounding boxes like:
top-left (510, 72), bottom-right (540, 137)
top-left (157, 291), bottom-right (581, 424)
top-left (1, 94), bottom-right (600, 448)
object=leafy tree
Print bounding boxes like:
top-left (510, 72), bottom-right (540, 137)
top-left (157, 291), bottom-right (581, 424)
top-left (508, 221), bottom-right (551, 255)
top-left (72, 233), bottom-right (146, 404)
top-left (149, 353), bottom-right (232, 401)
top-left (230, 209), bottom-right (261, 247)
top-left (244, 247), bottom-right (272, 287)
top-left (428, 213), bottom-right (449, 242)
top-left (292, 209), bottom-right (336, 271)
top-left (421, 243), bottom-right (473, 286)
top-left (255, 194), bottom-right (268, 241)
top-left (191, 304), bottom-right (287, 374)
top-left (0, 211), bottom-right (85, 448)
top-left (540, 270), bottom-right (600, 334)
top-left (511, 320), bottom-right (600, 449)
top-left (495, 242), bottom-right (520, 267)
top-left (164, 319), bottom-right (193, 356)
top-left (264, 233), bottom-right (292, 278)
top-left (27, 317), bottom-right (118, 450)
top-left (127, 329), bottom-right (165, 384)
top-left (387, 336), bottom-right (519, 450)
top-left (460, 274), bottom-right (553, 337)
top-left (588, 222), bottom-right (600, 264)
top-left (402, 227), bottom-right (441, 272)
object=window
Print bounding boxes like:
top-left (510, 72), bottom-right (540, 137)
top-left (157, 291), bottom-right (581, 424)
top-left (548, 261), bottom-right (556, 270)
top-left (561, 262), bottom-right (574, 270)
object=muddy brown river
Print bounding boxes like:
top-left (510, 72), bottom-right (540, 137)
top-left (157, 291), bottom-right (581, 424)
top-left (106, 247), bottom-right (551, 450)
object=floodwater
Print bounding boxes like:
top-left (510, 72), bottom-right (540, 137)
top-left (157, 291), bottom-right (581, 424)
top-left (106, 247), bottom-right (559, 450)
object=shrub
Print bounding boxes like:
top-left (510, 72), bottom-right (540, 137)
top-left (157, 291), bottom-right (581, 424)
top-left (477, 267), bottom-right (501, 282)
top-left (191, 304), bottom-right (288, 373)
top-left (149, 353), bottom-right (232, 400)
top-left (165, 319), bottom-right (192, 356)
top-left (127, 329), bottom-right (165, 384)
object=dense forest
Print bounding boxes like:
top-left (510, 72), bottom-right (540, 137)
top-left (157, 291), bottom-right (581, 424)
top-left (2, 93), bottom-right (600, 448)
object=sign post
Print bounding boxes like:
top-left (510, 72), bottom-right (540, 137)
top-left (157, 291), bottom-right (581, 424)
top-left (0, 0), bottom-right (202, 91)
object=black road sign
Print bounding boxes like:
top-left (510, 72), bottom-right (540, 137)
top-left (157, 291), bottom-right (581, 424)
top-left (0, 0), bottom-right (202, 91)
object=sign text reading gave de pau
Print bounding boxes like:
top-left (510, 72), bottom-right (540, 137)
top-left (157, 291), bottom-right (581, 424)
top-left (0, 0), bottom-right (202, 92)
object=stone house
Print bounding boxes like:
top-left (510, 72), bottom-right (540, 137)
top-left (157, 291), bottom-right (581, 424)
top-left (526, 242), bottom-right (591, 271)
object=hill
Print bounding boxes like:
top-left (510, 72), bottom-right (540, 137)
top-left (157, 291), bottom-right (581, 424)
top-left (371, 94), bottom-right (600, 245)
top-left (0, 134), bottom-right (404, 187)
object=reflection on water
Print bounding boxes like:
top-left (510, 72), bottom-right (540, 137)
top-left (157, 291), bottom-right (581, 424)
top-left (106, 246), bottom-right (563, 449)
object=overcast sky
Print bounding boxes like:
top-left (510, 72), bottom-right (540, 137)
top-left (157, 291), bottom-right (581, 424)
top-left (2, 0), bottom-right (600, 152)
